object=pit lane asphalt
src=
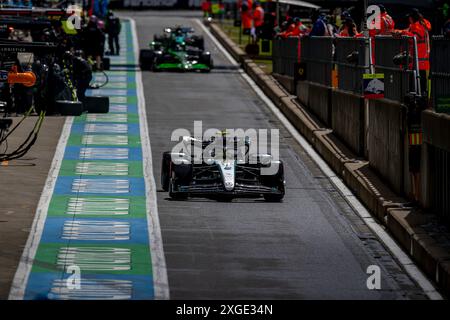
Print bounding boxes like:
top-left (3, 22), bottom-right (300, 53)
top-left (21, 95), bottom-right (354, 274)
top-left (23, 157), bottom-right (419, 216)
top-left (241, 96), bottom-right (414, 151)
top-left (127, 10), bottom-right (429, 299)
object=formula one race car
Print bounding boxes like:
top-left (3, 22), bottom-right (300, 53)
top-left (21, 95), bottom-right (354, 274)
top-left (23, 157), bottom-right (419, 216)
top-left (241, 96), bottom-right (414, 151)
top-left (139, 28), bottom-right (212, 72)
top-left (161, 134), bottom-right (285, 202)
top-left (154, 26), bottom-right (204, 50)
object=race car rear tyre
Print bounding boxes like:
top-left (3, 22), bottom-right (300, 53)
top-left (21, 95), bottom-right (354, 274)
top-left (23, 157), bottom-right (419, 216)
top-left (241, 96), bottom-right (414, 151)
top-left (199, 52), bottom-right (213, 72)
top-left (192, 36), bottom-right (205, 50)
top-left (140, 49), bottom-right (155, 71)
top-left (84, 96), bottom-right (109, 113)
top-left (215, 195), bottom-right (233, 202)
top-left (57, 100), bottom-right (83, 116)
top-left (161, 152), bottom-right (172, 192)
top-left (261, 160), bottom-right (285, 202)
top-left (169, 182), bottom-right (188, 200)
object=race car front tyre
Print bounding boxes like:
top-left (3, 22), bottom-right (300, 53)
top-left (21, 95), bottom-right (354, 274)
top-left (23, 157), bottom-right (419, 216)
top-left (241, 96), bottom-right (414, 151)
top-left (140, 49), bottom-right (155, 71)
top-left (263, 194), bottom-right (284, 202)
top-left (200, 52), bottom-right (213, 72)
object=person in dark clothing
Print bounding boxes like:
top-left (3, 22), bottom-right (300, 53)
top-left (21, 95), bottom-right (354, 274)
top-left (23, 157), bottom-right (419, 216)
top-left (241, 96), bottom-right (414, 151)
top-left (106, 12), bottom-right (122, 56)
top-left (310, 11), bottom-right (331, 36)
top-left (81, 16), bottom-right (105, 69)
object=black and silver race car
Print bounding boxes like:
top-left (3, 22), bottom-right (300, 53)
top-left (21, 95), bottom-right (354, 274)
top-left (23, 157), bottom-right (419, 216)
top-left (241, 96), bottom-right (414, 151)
top-left (161, 134), bottom-right (285, 202)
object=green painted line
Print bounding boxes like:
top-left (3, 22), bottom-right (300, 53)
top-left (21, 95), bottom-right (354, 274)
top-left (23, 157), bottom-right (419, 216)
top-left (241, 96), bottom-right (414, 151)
top-left (31, 243), bottom-right (153, 275)
top-left (59, 160), bottom-right (143, 177)
top-left (47, 195), bottom-right (147, 219)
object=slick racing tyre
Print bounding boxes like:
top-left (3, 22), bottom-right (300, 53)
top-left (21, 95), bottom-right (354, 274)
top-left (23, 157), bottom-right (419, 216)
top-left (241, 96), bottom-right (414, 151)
top-left (169, 181), bottom-right (188, 200)
top-left (262, 160), bottom-right (285, 202)
top-left (57, 100), bottom-right (84, 116)
top-left (191, 35), bottom-right (205, 50)
top-left (161, 152), bottom-right (172, 192)
top-left (84, 96), bottom-right (109, 113)
top-left (102, 57), bottom-right (110, 71)
top-left (263, 193), bottom-right (284, 202)
top-left (200, 52), bottom-right (213, 72)
top-left (140, 49), bottom-right (155, 71)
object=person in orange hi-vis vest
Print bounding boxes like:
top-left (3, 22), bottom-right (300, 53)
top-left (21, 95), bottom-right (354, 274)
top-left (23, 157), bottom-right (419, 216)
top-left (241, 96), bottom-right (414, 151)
top-left (253, 1), bottom-right (265, 38)
top-left (201, 0), bottom-right (211, 18)
top-left (395, 8), bottom-right (432, 95)
top-left (369, 5), bottom-right (395, 63)
top-left (338, 18), bottom-right (361, 37)
top-left (279, 18), bottom-right (305, 38)
top-left (241, 0), bottom-right (253, 34)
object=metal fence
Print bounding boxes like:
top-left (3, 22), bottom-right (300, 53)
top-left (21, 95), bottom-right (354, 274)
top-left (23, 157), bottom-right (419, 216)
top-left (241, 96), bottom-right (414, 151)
top-left (272, 35), bottom-right (423, 101)
top-left (373, 36), bottom-right (419, 102)
top-left (301, 36), bottom-right (334, 86)
top-left (272, 37), bottom-right (300, 78)
top-left (334, 37), bottom-right (370, 94)
top-left (430, 36), bottom-right (450, 113)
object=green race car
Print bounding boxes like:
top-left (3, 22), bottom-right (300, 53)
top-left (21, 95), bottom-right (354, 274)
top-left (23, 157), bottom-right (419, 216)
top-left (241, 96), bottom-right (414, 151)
top-left (139, 27), bottom-right (213, 72)
top-left (154, 26), bottom-right (205, 50)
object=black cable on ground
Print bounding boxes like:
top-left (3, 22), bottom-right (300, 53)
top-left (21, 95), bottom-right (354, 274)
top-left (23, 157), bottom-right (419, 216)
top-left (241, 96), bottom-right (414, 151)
top-left (89, 70), bottom-right (109, 89)
top-left (0, 111), bottom-right (45, 161)
top-left (0, 105), bottom-right (35, 144)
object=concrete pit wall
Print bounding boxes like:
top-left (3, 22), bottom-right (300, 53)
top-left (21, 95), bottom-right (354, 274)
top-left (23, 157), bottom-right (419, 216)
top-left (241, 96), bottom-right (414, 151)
top-left (308, 82), bottom-right (331, 126)
top-left (331, 90), bottom-right (365, 156)
top-left (368, 99), bottom-right (407, 195)
top-left (422, 110), bottom-right (450, 225)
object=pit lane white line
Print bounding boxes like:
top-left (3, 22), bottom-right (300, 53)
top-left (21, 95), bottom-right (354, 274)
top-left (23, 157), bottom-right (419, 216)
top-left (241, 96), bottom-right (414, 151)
top-left (8, 117), bottom-right (74, 300)
top-left (129, 17), bottom-right (170, 300)
top-left (195, 18), bottom-right (443, 300)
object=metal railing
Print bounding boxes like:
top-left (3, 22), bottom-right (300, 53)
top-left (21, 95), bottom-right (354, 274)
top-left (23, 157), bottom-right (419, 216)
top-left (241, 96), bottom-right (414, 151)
top-left (301, 36), bottom-right (334, 86)
top-left (272, 37), bottom-right (300, 78)
top-left (334, 37), bottom-right (370, 94)
top-left (430, 36), bottom-right (450, 113)
top-left (272, 35), bottom-right (424, 101)
top-left (373, 36), bottom-right (419, 102)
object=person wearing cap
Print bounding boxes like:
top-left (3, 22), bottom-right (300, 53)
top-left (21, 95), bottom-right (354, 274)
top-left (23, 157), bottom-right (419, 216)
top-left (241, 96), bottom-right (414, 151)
top-left (81, 15), bottom-right (105, 70)
top-left (310, 11), bottom-right (332, 36)
top-left (106, 11), bottom-right (122, 56)
top-left (396, 8), bottom-right (432, 93)
top-left (338, 18), bottom-right (360, 37)
top-left (282, 17), bottom-right (307, 38)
